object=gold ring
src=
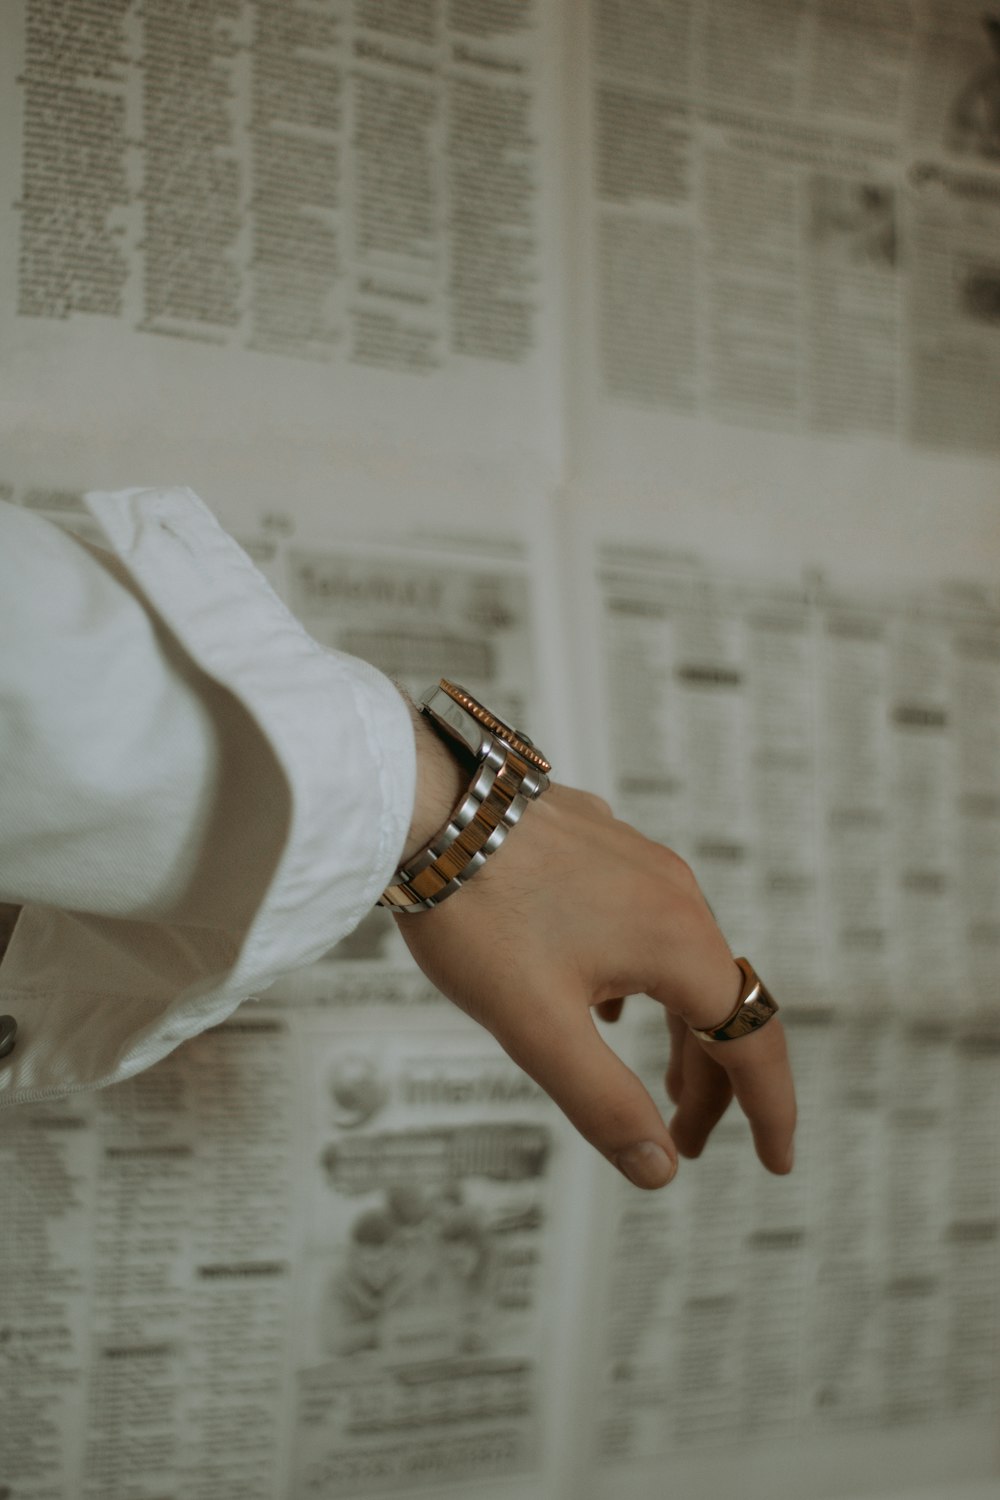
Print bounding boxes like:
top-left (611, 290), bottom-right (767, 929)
top-left (689, 958), bottom-right (778, 1043)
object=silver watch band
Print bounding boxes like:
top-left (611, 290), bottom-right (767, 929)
top-left (378, 745), bottom-right (550, 913)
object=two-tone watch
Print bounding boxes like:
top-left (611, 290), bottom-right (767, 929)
top-left (378, 680), bottom-right (552, 913)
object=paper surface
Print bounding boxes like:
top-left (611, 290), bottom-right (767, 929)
top-left (2, 1), bottom-right (1000, 1497)
top-left (574, 548), bottom-right (1000, 1497)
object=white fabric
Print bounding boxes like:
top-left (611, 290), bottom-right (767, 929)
top-left (0, 487), bottom-right (416, 1106)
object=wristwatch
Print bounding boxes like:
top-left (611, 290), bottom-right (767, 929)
top-left (378, 680), bottom-right (552, 913)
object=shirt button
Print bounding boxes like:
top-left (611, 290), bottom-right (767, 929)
top-left (0, 1015), bottom-right (17, 1060)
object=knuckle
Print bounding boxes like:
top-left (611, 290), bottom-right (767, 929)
top-left (668, 851), bottom-right (700, 893)
top-left (649, 844), bottom-right (702, 900)
top-left (582, 790), bottom-right (614, 820)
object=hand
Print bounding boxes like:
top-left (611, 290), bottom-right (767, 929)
top-left (395, 775), bottom-right (797, 1190)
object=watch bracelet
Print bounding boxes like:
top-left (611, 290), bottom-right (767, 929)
top-left (402, 743), bottom-right (505, 879)
top-left (379, 745), bottom-right (549, 913)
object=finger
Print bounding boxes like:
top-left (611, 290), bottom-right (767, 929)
top-left (492, 995), bottom-right (679, 1190)
top-left (657, 952), bottom-right (748, 1035)
top-left (668, 1029), bottom-right (733, 1157)
top-left (653, 951), bottom-right (796, 1175)
top-left (704, 1018), bottom-right (796, 1174)
top-left (664, 1011), bottom-right (687, 1104)
top-left (595, 997), bottom-right (626, 1024)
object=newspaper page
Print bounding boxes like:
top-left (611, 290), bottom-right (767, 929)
top-left (573, 0), bottom-right (1000, 470)
top-left (571, 544), bottom-right (1000, 1499)
top-left (0, 1008), bottom-right (562, 1500)
top-left (0, 0), bottom-right (565, 481)
top-left (251, 527), bottom-right (571, 1498)
top-left (0, 506), bottom-right (575, 1500)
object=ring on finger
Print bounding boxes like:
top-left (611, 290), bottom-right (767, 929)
top-left (689, 958), bottom-right (778, 1044)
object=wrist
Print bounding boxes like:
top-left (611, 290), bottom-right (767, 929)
top-left (402, 693), bottom-right (469, 864)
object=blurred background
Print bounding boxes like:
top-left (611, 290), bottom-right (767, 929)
top-left (0, 2), bottom-right (998, 1498)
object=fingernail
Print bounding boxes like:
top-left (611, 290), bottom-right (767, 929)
top-left (616, 1141), bottom-right (676, 1189)
top-left (784, 1142), bottom-right (795, 1173)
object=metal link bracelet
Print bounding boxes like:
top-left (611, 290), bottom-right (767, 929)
top-left (378, 680), bottom-right (553, 914)
top-left (379, 747), bottom-right (550, 913)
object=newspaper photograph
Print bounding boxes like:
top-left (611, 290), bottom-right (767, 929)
top-left (287, 1022), bottom-right (558, 1497)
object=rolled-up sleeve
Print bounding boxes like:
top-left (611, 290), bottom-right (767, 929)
top-left (0, 487), bottom-right (415, 1105)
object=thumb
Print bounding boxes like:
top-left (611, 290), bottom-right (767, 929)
top-left (491, 994), bottom-right (679, 1190)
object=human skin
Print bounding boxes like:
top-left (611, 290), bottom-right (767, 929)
top-left (396, 702), bottom-right (797, 1191)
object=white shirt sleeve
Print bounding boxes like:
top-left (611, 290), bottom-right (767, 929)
top-left (0, 487), bottom-right (416, 1106)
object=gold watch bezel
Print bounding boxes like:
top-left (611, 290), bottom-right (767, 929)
top-left (433, 680), bottom-right (552, 775)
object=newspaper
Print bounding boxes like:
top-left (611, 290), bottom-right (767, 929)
top-left (254, 509), bottom-right (558, 1500)
top-left (3, 511), bottom-right (998, 1500)
top-left (0, 520), bottom-right (570, 1500)
top-left (0, 1004), bottom-right (560, 1500)
top-left (579, 546), bottom-right (1000, 1484)
top-left (0, 0), bottom-right (564, 489)
top-left (598, 551), bottom-right (1000, 1019)
top-left (583, 0), bottom-right (1000, 453)
top-left (10, 0), bottom-right (543, 370)
top-left (286, 1016), bottom-right (555, 1497)
top-left (2, 0), bottom-right (1000, 1497)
